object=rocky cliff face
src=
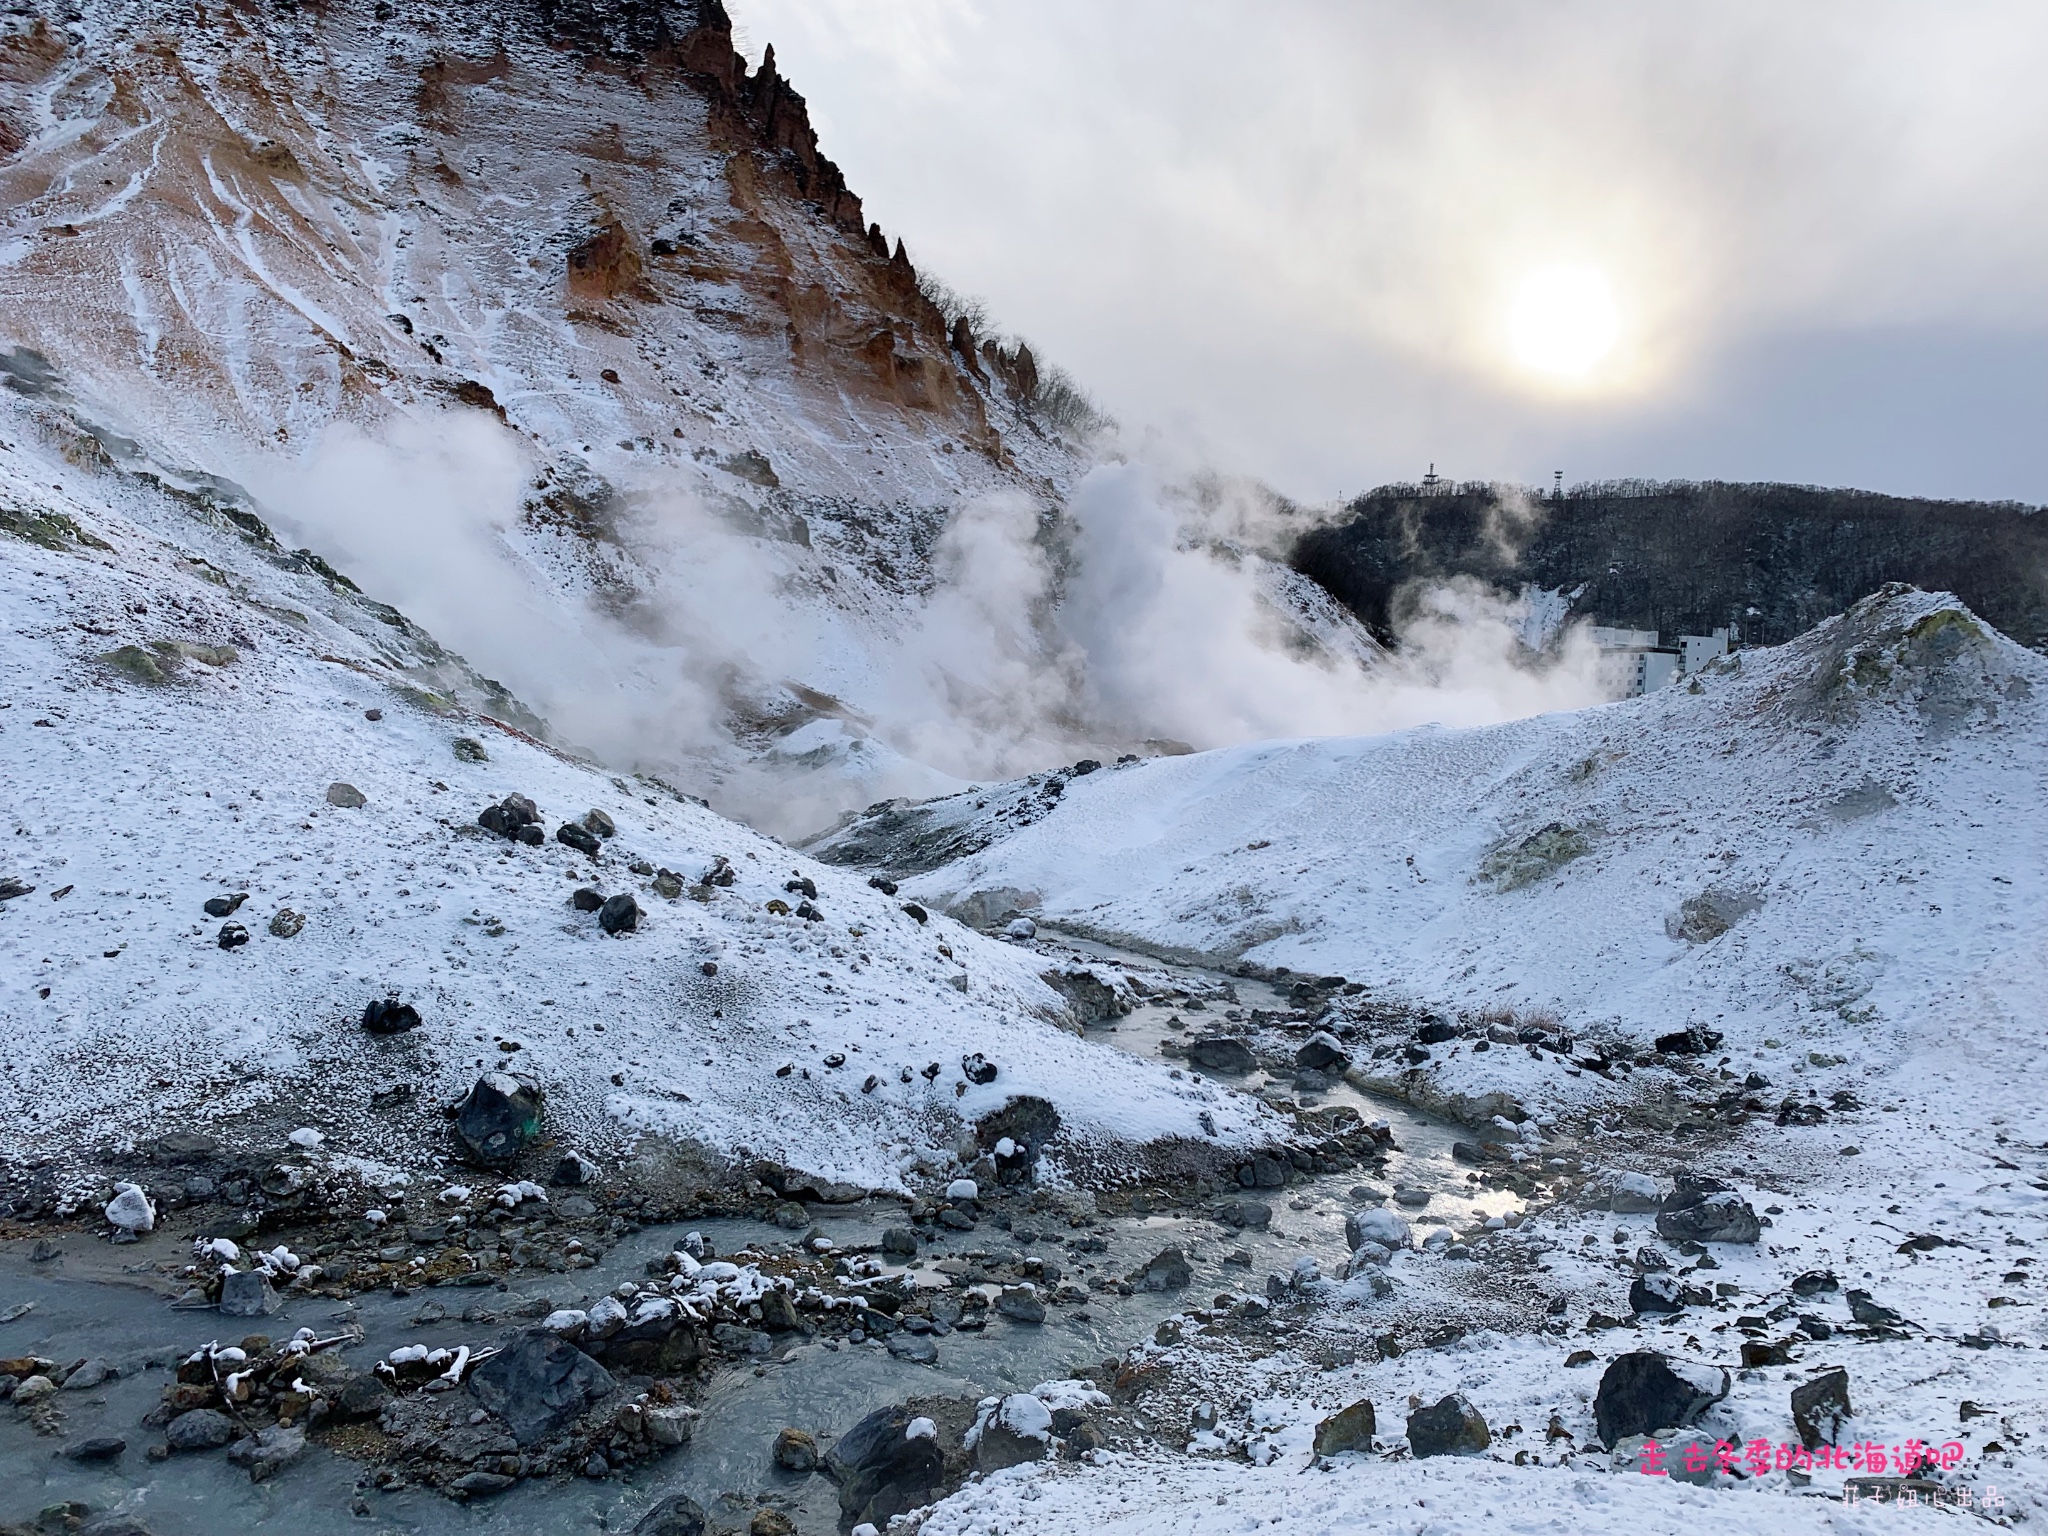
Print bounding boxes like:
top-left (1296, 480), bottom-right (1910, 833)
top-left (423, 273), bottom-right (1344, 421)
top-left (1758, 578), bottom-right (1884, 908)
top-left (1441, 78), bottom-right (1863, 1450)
top-left (0, 0), bottom-right (1094, 825)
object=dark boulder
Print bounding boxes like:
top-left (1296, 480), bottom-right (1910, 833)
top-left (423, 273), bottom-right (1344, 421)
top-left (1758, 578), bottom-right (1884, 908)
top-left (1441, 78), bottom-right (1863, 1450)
top-left (455, 1072), bottom-right (544, 1166)
top-left (1187, 1036), bottom-right (1256, 1074)
top-left (1629, 1272), bottom-right (1685, 1314)
top-left (1414, 1018), bottom-right (1457, 1046)
top-left (1655, 1174), bottom-right (1761, 1245)
top-left (203, 892), bottom-right (248, 918)
top-left (1791, 1367), bottom-right (1852, 1448)
top-left (1847, 1290), bottom-right (1907, 1328)
top-left (1129, 1247), bottom-right (1191, 1291)
top-left (1654, 1027), bottom-right (1724, 1055)
top-left (823, 1405), bottom-right (945, 1529)
top-left (630, 1493), bottom-right (709, 1536)
top-left (1592, 1351), bottom-right (1729, 1446)
top-left (1295, 1031), bottom-right (1350, 1073)
top-left (216, 922), bottom-right (249, 949)
top-left (1406, 1393), bottom-right (1489, 1457)
top-left (960, 1052), bottom-right (998, 1085)
top-left (1216, 1200), bottom-right (1272, 1229)
top-left (572, 888), bottom-right (605, 912)
top-left (468, 1333), bottom-right (615, 1446)
top-left (598, 893), bottom-right (641, 935)
top-left (165, 1408), bottom-right (237, 1452)
top-left (1312, 1399), bottom-right (1376, 1456)
top-left (557, 822), bottom-right (602, 857)
top-left (362, 998), bottom-right (421, 1034)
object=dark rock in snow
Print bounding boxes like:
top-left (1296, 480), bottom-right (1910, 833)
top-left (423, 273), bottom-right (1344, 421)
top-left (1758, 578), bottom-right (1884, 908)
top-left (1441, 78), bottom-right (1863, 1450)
top-left (455, 1072), bottom-right (545, 1166)
top-left (583, 809), bottom-right (616, 837)
top-left (324, 782), bottom-right (366, 809)
top-left (557, 822), bottom-right (602, 857)
top-left (468, 1333), bottom-right (615, 1445)
top-left (203, 892), bottom-right (248, 918)
top-left (477, 804), bottom-right (520, 837)
top-left (630, 1494), bottom-right (708, 1536)
top-left (1187, 1036), bottom-right (1256, 1074)
top-left (823, 1405), bottom-right (945, 1530)
top-left (452, 736), bottom-right (488, 762)
top-left (217, 1269), bottom-right (280, 1317)
top-left (783, 877), bottom-right (818, 899)
top-left (513, 823), bottom-right (545, 846)
top-left (960, 1053), bottom-right (998, 1085)
top-left (552, 1150), bottom-right (599, 1186)
top-left (267, 908), bottom-right (304, 937)
top-left (1592, 1351), bottom-right (1730, 1446)
top-left (1313, 1399), bottom-right (1376, 1456)
top-left (216, 922), bottom-right (248, 949)
top-left (1414, 1018), bottom-right (1457, 1046)
top-left (599, 893), bottom-right (641, 935)
top-left (901, 903), bottom-right (927, 923)
top-left (867, 875), bottom-right (899, 895)
top-left (362, 998), bottom-right (421, 1034)
top-left (1295, 1031), bottom-right (1350, 1072)
top-left (1654, 1027), bottom-right (1724, 1055)
top-left (1791, 1269), bottom-right (1840, 1297)
top-left (1792, 1367), bottom-right (1853, 1448)
top-left (1847, 1290), bottom-right (1907, 1328)
top-left (572, 888), bottom-right (605, 911)
top-left (1655, 1175), bottom-right (1761, 1245)
top-left (1406, 1393), bottom-right (1489, 1457)
top-left (164, 1408), bottom-right (237, 1451)
top-left (1630, 1272), bottom-right (1685, 1314)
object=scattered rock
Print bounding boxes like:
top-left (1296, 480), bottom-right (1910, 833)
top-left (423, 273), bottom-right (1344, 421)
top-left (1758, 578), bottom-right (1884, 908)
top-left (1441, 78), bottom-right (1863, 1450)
top-left (631, 1494), bottom-right (709, 1536)
top-left (203, 892), bottom-right (248, 918)
top-left (12, 1374), bottom-right (56, 1405)
top-left (450, 1471), bottom-right (515, 1498)
top-left (104, 1183), bottom-right (155, 1234)
top-left (267, 908), bottom-right (305, 938)
top-left (572, 888), bottom-right (605, 912)
top-left (62, 1357), bottom-right (114, 1390)
top-left (467, 1333), bottom-right (615, 1446)
top-left (824, 1405), bottom-right (945, 1530)
top-left (880, 1228), bottom-right (919, 1258)
top-left (455, 1073), bottom-right (545, 1166)
top-left (901, 903), bottom-right (928, 923)
top-left (1847, 1290), bottom-right (1906, 1328)
top-left (1655, 1175), bottom-right (1761, 1245)
top-left (1186, 1036), bottom-right (1256, 1074)
top-left (994, 1286), bottom-right (1046, 1324)
top-left (164, 1408), bottom-right (237, 1452)
top-left (1312, 1399), bottom-right (1376, 1456)
top-left (226, 1423), bottom-right (306, 1482)
top-left (362, 997), bottom-right (421, 1034)
top-left (885, 1334), bottom-right (937, 1365)
top-left (1630, 1273), bottom-right (1684, 1314)
top-left (960, 1053), bottom-right (998, 1086)
top-left (552, 1151), bottom-right (600, 1186)
top-left (583, 809), bottom-right (616, 837)
top-left (973, 1393), bottom-right (1052, 1472)
top-left (1654, 1027), bottom-right (1724, 1055)
top-left (1216, 1200), bottom-right (1272, 1230)
top-left (452, 737), bottom-right (489, 762)
top-left (598, 893), bottom-right (641, 935)
top-left (1130, 1247), bottom-right (1192, 1291)
top-left (324, 782), bottom-right (366, 809)
top-left (61, 1436), bottom-right (127, 1462)
top-left (646, 1404), bottom-right (698, 1447)
top-left (217, 1270), bottom-right (280, 1318)
top-left (1295, 1031), bottom-right (1351, 1073)
top-left (1592, 1351), bottom-right (1730, 1446)
top-left (749, 1512), bottom-right (796, 1536)
top-left (216, 922), bottom-right (248, 949)
top-left (1406, 1393), bottom-right (1489, 1457)
top-left (773, 1426), bottom-right (819, 1472)
top-left (557, 822), bottom-right (602, 857)
top-left (1609, 1172), bottom-right (1663, 1213)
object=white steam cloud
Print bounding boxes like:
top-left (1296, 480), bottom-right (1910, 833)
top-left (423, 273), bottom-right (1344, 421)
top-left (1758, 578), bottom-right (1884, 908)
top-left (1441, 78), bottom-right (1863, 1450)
top-left (258, 419), bottom-right (1603, 841)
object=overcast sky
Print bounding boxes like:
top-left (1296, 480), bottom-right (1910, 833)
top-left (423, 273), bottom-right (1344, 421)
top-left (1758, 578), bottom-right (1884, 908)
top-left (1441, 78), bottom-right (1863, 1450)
top-left (729, 2), bottom-right (2048, 506)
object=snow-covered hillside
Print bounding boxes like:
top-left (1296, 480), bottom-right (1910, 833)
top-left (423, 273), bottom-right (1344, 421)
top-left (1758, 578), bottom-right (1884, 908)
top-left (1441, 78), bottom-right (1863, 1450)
top-left (0, 389), bottom-right (1279, 1189)
top-left (825, 584), bottom-right (2047, 1079)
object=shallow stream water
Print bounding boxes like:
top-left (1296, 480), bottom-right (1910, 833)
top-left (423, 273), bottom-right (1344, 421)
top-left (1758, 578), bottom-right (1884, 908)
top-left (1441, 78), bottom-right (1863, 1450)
top-left (0, 939), bottom-right (1493, 1533)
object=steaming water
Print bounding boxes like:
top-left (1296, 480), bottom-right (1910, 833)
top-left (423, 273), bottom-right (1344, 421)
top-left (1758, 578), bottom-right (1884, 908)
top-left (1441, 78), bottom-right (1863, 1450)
top-left (0, 951), bottom-right (1484, 1533)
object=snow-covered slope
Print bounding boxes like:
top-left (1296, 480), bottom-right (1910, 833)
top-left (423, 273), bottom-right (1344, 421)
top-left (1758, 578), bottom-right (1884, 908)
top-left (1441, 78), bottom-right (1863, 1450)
top-left (0, 389), bottom-right (1278, 1185)
top-left (821, 584), bottom-right (2047, 1083)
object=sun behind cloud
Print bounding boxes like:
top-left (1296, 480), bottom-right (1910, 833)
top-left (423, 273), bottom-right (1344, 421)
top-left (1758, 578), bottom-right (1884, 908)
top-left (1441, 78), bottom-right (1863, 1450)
top-left (1509, 264), bottom-right (1622, 379)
